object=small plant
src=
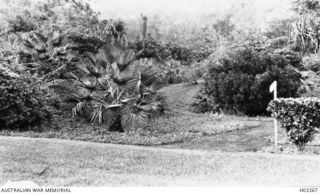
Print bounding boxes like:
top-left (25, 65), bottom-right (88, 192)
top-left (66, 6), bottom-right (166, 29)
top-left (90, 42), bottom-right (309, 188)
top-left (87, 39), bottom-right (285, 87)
top-left (268, 97), bottom-right (320, 151)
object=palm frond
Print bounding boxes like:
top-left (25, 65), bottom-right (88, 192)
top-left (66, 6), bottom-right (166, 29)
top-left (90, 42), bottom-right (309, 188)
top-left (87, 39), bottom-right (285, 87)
top-left (117, 49), bottom-right (135, 71)
top-left (91, 104), bottom-right (103, 123)
top-left (97, 75), bottom-right (110, 88)
top-left (121, 103), bottom-right (149, 129)
top-left (98, 44), bottom-right (118, 65)
top-left (290, 13), bottom-right (320, 53)
top-left (90, 104), bottom-right (119, 127)
top-left (102, 108), bottom-right (119, 127)
top-left (72, 101), bottom-right (91, 118)
top-left (85, 63), bottom-right (101, 78)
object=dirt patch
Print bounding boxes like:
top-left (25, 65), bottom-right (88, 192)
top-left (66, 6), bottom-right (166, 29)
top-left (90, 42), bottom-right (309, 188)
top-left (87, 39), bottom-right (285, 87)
top-left (163, 121), bottom-right (273, 152)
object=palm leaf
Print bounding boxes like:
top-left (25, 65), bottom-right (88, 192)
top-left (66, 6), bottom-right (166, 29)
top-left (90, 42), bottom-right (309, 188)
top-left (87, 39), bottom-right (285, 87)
top-left (117, 49), bottom-right (135, 71)
top-left (72, 101), bottom-right (91, 118)
top-left (121, 103), bottom-right (149, 129)
top-left (90, 104), bottom-right (119, 126)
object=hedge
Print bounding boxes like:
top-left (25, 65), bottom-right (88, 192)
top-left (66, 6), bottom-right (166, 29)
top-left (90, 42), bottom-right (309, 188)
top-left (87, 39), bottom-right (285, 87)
top-left (267, 97), bottom-right (320, 150)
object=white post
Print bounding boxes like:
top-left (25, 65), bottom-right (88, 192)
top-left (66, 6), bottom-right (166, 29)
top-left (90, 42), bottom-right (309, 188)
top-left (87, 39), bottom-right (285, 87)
top-left (274, 115), bottom-right (278, 148)
top-left (273, 81), bottom-right (278, 148)
top-left (269, 81), bottom-right (278, 148)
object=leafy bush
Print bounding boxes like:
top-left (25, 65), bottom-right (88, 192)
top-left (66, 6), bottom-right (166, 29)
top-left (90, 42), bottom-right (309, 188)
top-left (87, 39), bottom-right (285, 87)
top-left (0, 70), bottom-right (51, 130)
top-left (274, 47), bottom-right (304, 70)
top-left (132, 58), bottom-right (207, 86)
top-left (192, 94), bottom-right (217, 113)
top-left (18, 21), bottom-right (127, 80)
top-left (3, 0), bottom-right (101, 33)
top-left (128, 38), bottom-right (210, 84)
top-left (267, 97), bottom-right (320, 150)
top-left (19, 29), bottom-right (71, 80)
top-left (129, 38), bottom-right (172, 61)
top-left (166, 43), bottom-right (211, 65)
top-left (129, 38), bottom-right (211, 65)
top-left (197, 45), bottom-right (302, 115)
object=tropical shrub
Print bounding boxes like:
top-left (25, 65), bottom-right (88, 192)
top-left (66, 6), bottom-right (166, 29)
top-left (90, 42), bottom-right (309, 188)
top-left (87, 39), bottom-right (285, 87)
top-left (268, 97), bottom-right (320, 150)
top-left (196, 45), bottom-right (302, 115)
top-left (0, 69), bottom-right (51, 130)
top-left (50, 43), bottom-right (165, 132)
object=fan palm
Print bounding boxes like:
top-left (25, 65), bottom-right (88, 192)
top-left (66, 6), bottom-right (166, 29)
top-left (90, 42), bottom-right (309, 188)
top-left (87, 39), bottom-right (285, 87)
top-left (51, 44), bottom-right (165, 132)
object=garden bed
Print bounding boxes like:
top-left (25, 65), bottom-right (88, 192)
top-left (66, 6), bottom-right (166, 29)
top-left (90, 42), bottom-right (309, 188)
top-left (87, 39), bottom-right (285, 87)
top-left (0, 112), bottom-right (261, 147)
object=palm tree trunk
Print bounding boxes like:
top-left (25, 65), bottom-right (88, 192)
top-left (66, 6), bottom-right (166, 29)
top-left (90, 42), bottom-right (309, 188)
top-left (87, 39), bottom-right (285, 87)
top-left (109, 115), bottom-right (124, 132)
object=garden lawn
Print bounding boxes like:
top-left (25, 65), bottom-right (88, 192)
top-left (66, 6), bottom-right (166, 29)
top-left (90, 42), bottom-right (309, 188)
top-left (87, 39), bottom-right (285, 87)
top-left (1, 136), bottom-right (320, 186)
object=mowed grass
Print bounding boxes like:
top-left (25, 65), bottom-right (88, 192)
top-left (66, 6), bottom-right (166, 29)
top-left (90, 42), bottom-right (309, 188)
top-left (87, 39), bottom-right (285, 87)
top-left (1, 136), bottom-right (320, 186)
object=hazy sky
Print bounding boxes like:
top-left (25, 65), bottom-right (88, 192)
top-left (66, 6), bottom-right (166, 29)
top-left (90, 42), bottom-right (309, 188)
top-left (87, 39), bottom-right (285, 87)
top-left (0, 0), bottom-right (294, 30)
top-left (88, 0), bottom-right (293, 30)
top-left (90, 0), bottom-right (292, 19)
top-left (0, 0), bottom-right (293, 19)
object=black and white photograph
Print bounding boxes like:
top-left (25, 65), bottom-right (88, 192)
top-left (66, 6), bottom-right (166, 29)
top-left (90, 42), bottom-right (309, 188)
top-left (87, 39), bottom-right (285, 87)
top-left (0, 0), bottom-right (320, 192)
